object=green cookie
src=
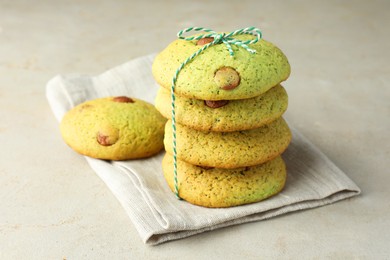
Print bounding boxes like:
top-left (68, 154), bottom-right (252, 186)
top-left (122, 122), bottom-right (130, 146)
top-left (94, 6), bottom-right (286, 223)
top-left (162, 153), bottom-right (287, 208)
top-left (152, 34), bottom-right (290, 100)
top-left (60, 96), bottom-right (166, 160)
top-left (155, 84), bottom-right (288, 132)
top-left (164, 117), bottom-right (291, 168)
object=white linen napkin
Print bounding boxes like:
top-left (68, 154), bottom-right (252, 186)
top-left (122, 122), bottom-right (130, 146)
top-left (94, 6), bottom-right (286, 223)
top-left (46, 54), bottom-right (360, 245)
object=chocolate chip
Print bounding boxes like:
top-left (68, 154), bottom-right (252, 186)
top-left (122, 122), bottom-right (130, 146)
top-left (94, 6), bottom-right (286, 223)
top-left (97, 131), bottom-right (118, 146)
top-left (214, 67), bottom-right (240, 90)
top-left (204, 100), bottom-right (229, 108)
top-left (113, 96), bottom-right (134, 103)
top-left (197, 37), bottom-right (214, 46)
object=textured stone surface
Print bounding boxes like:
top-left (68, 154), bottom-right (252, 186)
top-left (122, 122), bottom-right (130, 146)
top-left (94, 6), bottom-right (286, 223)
top-left (1, 0), bottom-right (389, 258)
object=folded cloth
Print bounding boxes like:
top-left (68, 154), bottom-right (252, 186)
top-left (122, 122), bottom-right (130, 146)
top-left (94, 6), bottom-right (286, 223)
top-left (46, 54), bottom-right (361, 245)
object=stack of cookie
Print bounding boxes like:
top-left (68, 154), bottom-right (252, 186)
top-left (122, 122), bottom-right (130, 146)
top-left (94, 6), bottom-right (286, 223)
top-left (152, 33), bottom-right (291, 208)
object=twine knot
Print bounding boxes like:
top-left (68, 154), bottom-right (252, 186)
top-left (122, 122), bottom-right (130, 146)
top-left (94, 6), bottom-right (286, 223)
top-left (177, 26), bottom-right (262, 56)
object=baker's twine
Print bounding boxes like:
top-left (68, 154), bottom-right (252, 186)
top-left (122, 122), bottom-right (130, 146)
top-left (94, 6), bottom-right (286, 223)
top-left (170, 27), bottom-right (262, 199)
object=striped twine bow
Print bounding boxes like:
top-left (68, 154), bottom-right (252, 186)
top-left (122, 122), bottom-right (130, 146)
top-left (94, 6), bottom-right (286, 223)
top-left (170, 27), bottom-right (263, 199)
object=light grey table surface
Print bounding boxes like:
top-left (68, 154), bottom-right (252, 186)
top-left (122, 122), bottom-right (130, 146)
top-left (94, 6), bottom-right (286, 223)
top-left (1, 0), bottom-right (389, 259)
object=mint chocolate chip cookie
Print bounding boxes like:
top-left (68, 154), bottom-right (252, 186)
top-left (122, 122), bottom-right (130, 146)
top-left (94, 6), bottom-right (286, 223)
top-left (162, 153), bottom-right (287, 208)
top-left (152, 35), bottom-right (290, 100)
top-left (155, 84), bottom-right (288, 132)
top-left (60, 96), bottom-right (166, 160)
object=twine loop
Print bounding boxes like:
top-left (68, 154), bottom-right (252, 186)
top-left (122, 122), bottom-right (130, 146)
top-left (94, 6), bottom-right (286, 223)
top-left (177, 26), bottom-right (262, 56)
top-left (171, 27), bottom-right (262, 199)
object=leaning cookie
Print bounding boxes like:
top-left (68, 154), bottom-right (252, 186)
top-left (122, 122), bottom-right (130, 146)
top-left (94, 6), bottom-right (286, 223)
top-left (60, 96), bottom-right (167, 160)
top-left (162, 153), bottom-right (287, 208)
top-left (152, 34), bottom-right (290, 100)
top-left (155, 84), bottom-right (288, 132)
top-left (164, 117), bottom-right (291, 168)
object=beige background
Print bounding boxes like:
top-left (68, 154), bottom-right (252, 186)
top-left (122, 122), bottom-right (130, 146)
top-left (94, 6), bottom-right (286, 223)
top-left (1, 0), bottom-right (389, 258)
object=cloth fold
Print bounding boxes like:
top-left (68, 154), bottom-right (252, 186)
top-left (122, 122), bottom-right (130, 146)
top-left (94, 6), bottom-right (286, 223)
top-left (46, 54), bottom-right (360, 245)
